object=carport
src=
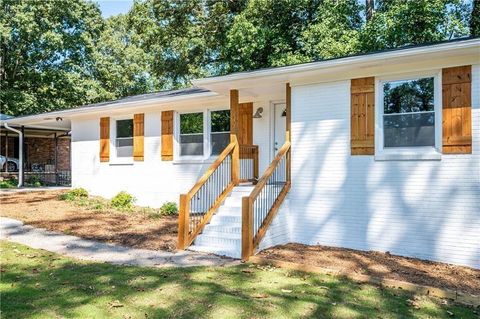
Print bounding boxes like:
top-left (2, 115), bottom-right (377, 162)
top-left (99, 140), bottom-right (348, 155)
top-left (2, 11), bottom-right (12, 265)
top-left (1, 114), bottom-right (71, 187)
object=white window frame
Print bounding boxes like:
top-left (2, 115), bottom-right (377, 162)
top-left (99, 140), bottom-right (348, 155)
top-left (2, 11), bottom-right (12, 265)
top-left (174, 108), bottom-right (230, 163)
top-left (110, 115), bottom-right (134, 165)
top-left (374, 70), bottom-right (442, 161)
top-left (174, 110), bottom-right (209, 162)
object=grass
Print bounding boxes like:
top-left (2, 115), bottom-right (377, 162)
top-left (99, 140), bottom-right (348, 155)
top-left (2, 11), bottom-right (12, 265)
top-left (1, 241), bottom-right (477, 319)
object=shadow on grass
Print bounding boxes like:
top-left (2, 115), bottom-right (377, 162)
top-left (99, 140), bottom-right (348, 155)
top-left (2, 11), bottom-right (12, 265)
top-left (1, 242), bottom-right (476, 319)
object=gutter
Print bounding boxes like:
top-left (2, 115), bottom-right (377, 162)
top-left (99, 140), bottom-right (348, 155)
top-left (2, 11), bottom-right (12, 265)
top-left (3, 123), bottom-right (23, 187)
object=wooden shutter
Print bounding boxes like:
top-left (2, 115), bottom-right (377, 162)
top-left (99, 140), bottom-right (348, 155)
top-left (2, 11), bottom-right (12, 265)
top-left (99, 117), bottom-right (110, 162)
top-left (351, 77), bottom-right (375, 155)
top-left (161, 110), bottom-right (174, 161)
top-left (238, 102), bottom-right (253, 145)
top-left (133, 113), bottom-right (144, 161)
top-left (442, 65), bottom-right (472, 154)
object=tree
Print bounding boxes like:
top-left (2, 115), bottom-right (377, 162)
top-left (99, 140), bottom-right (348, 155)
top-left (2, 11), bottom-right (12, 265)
top-left (93, 14), bottom-right (159, 98)
top-left (301, 0), bottom-right (363, 61)
top-left (223, 0), bottom-right (322, 72)
top-left (471, 0), bottom-right (480, 36)
top-left (359, 0), bottom-right (471, 52)
top-left (128, 0), bottom-right (246, 87)
top-left (0, 0), bottom-right (110, 116)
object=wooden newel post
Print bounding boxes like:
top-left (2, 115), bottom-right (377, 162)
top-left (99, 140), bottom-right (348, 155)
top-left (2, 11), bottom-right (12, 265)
top-left (177, 194), bottom-right (190, 250)
top-left (231, 136), bottom-right (239, 184)
top-left (241, 196), bottom-right (253, 261)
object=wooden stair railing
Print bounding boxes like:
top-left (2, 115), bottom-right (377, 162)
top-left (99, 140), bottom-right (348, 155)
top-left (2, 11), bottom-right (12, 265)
top-left (177, 141), bottom-right (238, 249)
top-left (241, 141), bottom-right (291, 261)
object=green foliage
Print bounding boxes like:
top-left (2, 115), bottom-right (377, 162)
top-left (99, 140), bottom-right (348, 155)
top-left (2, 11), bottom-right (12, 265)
top-left (359, 0), bottom-right (471, 52)
top-left (0, 0), bottom-right (111, 116)
top-left (0, 178), bottom-right (17, 188)
top-left (24, 175), bottom-right (43, 187)
top-left (110, 191), bottom-right (136, 210)
top-left (1, 0), bottom-right (475, 117)
top-left (59, 188), bottom-right (89, 201)
top-left (159, 201), bottom-right (178, 216)
top-left (471, 0), bottom-right (480, 36)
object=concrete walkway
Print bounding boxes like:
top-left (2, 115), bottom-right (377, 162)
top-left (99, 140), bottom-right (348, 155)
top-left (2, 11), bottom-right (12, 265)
top-left (0, 217), bottom-right (239, 268)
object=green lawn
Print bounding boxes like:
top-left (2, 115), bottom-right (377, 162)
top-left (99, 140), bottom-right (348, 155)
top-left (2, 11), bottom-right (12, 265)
top-left (0, 241), bottom-right (476, 319)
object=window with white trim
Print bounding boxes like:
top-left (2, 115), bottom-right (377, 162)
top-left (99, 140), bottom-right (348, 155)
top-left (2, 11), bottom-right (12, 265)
top-left (376, 71), bottom-right (442, 160)
top-left (176, 109), bottom-right (230, 159)
top-left (382, 77), bottom-right (435, 148)
top-left (179, 112), bottom-right (204, 156)
top-left (116, 119), bottom-right (133, 157)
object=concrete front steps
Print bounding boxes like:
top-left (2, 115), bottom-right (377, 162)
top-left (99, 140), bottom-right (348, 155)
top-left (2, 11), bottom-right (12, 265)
top-left (188, 184), bottom-right (254, 259)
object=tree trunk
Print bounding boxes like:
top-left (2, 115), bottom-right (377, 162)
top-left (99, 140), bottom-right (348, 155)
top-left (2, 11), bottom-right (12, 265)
top-left (471, 0), bottom-right (480, 37)
top-left (366, 0), bottom-right (374, 21)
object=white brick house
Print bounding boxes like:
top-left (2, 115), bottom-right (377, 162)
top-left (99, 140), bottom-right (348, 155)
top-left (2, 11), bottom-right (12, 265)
top-left (5, 38), bottom-right (479, 268)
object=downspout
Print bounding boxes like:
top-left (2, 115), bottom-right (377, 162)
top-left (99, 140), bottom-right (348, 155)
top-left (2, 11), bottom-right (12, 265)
top-left (3, 123), bottom-right (23, 187)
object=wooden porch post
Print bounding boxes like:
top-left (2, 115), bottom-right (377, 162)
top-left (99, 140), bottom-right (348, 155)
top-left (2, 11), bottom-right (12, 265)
top-left (177, 194), bottom-right (190, 250)
top-left (286, 83), bottom-right (291, 182)
top-left (241, 196), bottom-right (253, 261)
top-left (230, 89), bottom-right (240, 184)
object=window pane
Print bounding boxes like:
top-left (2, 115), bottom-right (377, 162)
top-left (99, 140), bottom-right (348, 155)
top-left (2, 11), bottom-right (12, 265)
top-left (117, 119), bottom-right (133, 138)
top-left (211, 110), bottom-right (230, 132)
top-left (180, 134), bottom-right (204, 156)
top-left (180, 112), bottom-right (204, 156)
top-left (384, 78), bottom-right (434, 114)
top-left (116, 138), bottom-right (133, 157)
top-left (211, 132), bottom-right (230, 155)
top-left (384, 112), bottom-right (435, 147)
top-left (180, 113), bottom-right (203, 134)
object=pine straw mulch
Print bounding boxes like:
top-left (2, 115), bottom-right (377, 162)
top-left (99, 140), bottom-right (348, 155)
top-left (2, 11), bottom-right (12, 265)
top-left (0, 190), bottom-right (177, 251)
top-left (258, 243), bottom-right (480, 296)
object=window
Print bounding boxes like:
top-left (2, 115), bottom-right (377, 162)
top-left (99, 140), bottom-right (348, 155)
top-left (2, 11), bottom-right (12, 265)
top-left (382, 77), bottom-right (435, 148)
top-left (180, 112), bottom-right (204, 156)
top-left (116, 119), bottom-right (133, 157)
top-left (211, 110), bottom-right (230, 155)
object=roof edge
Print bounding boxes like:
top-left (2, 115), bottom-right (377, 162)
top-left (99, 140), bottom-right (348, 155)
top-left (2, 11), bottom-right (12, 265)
top-left (193, 37), bottom-right (480, 86)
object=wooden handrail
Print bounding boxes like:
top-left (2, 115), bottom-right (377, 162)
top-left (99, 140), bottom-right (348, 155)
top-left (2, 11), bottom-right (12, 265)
top-left (178, 141), bottom-right (237, 250)
top-left (186, 141), bottom-right (236, 198)
top-left (242, 140), bottom-right (291, 261)
top-left (249, 141), bottom-right (290, 200)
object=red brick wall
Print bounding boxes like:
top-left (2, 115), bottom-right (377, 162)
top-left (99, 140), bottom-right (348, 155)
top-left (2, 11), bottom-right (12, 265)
top-left (0, 136), bottom-right (70, 171)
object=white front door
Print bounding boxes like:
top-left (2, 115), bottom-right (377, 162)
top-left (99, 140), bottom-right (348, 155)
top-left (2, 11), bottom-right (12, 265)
top-left (273, 103), bottom-right (286, 154)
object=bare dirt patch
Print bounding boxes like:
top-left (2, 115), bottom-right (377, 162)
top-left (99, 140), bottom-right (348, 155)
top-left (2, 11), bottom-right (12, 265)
top-left (258, 243), bottom-right (480, 296)
top-left (0, 190), bottom-right (177, 251)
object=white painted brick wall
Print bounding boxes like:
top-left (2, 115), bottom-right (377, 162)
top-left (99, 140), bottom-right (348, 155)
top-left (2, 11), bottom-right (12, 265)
top-left (261, 65), bottom-right (480, 268)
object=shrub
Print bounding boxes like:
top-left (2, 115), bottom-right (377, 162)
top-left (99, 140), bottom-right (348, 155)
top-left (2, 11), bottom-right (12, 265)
top-left (25, 175), bottom-right (43, 187)
top-left (160, 201), bottom-right (178, 216)
top-left (59, 188), bottom-right (89, 201)
top-left (0, 178), bottom-right (17, 189)
top-left (110, 191), bottom-right (136, 210)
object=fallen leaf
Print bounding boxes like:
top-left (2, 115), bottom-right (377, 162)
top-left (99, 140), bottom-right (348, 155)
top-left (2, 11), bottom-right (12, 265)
top-left (252, 293), bottom-right (269, 298)
top-left (242, 269), bottom-right (254, 273)
top-left (281, 289), bottom-right (292, 293)
top-left (447, 311), bottom-right (454, 317)
top-left (109, 300), bottom-right (124, 308)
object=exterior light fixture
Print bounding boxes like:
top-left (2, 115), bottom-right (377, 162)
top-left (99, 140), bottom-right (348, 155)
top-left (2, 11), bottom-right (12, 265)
top-left (253, 107), bottom-right (263, 118)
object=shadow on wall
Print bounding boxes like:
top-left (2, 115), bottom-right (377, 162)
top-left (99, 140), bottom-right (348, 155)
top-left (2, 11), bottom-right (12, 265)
top-left (290, 118), bottom-right (480, 268)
